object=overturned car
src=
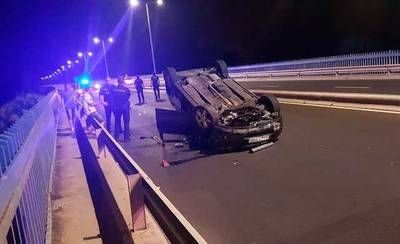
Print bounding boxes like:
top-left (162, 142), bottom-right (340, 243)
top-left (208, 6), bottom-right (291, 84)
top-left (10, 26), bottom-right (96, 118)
top-left (156, 60), bottom-right (283, 150)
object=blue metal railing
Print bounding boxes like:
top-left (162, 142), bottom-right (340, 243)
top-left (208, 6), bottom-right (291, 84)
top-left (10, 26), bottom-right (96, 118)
top-left (229, 50), bottom-right (400, 73)
top-left (0, 91), bottom-right (61, 244)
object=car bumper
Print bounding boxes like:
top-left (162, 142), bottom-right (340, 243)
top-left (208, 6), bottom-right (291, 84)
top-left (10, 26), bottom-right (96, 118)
top-left (209, 124), bottom-right (282, 149)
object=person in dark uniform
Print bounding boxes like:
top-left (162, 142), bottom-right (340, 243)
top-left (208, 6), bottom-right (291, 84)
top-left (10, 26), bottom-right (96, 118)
top-left (134, 75), bottom-right (145, 104)
top-left (151, 73), bottom-right (161, 101)
top-left (113, 77), bottom-right (131, 141)
top-left (99, 78), bottom-right (114, 131)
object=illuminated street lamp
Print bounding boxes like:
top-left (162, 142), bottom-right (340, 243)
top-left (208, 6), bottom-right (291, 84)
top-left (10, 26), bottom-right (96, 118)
top-left (93, 36), bottom-right (114, 78)
top-left (129, 0), bottom-right (163, 74)
top-left (129, 0), bottom-right (139, 7)
top-left (77, 51), bottom-right (93, 72)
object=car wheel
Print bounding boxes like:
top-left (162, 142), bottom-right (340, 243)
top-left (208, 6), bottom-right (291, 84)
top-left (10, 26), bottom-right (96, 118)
top-left (163, 67), bottom-right (178, 96)
top-left (194, 106), bottom-right (215, 130)
top-left (257, 95), bottom-right (280, 113)
top-left (215, 60), bottom-right (229, 78)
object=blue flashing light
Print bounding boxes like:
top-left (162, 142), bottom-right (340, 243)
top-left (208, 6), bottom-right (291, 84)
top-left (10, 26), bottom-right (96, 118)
top-left (75, 73), bottom-right (93, 88)
top-left (81, 79), bottom-right (90, 85)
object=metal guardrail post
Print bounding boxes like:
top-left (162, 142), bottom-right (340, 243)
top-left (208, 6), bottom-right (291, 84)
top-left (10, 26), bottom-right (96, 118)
top-left (127, 174), bottom-right (147, 231)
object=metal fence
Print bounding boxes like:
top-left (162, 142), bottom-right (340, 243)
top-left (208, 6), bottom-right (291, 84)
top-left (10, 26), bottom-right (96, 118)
top-left (229, 50), bottom-right (400, 73)
top-left (0, 91), bottom-right (61, 244)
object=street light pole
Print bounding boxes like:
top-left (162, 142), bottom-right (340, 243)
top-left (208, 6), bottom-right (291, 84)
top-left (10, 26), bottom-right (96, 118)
top-left (145, 3), bottom-right (157, 74)
top-left (101, 40), bottom-right (111, 78)
top-left (94, 37), bottom-right (113, 78)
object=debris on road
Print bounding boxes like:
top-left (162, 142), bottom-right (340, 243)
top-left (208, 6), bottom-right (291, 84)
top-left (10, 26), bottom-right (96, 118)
top-left (174, 143), bottom-right (184, 148)
top-left (249, 142), bottom-right (274, 153)
top-left (161, 159), bottom-right (170, 167)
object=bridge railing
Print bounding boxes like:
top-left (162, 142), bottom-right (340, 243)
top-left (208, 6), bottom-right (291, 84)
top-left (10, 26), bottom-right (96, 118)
top-left (0, 90), bottom-right (61, 244)
top-left (229, 50), bottom-right (400, 73)
top-left (229, 64), bottom-right (400, 80)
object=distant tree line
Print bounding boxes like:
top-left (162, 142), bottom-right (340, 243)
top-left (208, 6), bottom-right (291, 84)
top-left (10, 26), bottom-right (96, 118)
top-left (0, 93), bottom-right (41, 134)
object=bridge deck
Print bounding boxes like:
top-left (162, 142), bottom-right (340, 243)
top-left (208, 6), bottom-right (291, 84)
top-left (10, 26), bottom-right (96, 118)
top-left (118, 90), bottom-right (400, 243)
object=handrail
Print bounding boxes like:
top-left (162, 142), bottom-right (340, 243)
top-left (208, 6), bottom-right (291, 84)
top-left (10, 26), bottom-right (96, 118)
top-left (229, 50), bottom-right (400, 72)
top-left (0, 91), bottom-right (60, 244)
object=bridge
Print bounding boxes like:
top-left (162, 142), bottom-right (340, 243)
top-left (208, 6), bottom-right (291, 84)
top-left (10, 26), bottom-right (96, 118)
top-left (1, 51), bottom-right (400, 243)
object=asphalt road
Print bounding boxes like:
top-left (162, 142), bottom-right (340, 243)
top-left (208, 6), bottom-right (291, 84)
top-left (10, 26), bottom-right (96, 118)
top-left (239, 79), bottom-right (400, 95)
top-left (113, 90), bottom-right (400, 243)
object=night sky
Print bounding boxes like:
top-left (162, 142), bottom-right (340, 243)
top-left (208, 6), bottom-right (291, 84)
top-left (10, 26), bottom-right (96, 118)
top-left (1, 0), bottom-right (400, 103)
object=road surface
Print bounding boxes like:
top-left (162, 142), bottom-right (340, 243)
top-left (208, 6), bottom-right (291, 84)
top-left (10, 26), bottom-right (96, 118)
top-left (107, 90), bottom-right (400, 243)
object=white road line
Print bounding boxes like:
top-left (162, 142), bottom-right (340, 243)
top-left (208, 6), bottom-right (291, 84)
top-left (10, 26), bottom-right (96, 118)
top-left (334, 86), bottom-right (371, 89)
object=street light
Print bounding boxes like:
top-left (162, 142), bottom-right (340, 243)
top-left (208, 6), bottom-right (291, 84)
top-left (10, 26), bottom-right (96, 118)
top-left (93, 37), bottom-right (114, 79)
top-left (129, 0), bottom-right (139, 7)
top-left (93, 37), bottom-right (101, 44)
top-left (129, 0), bottom-right (163, 74)
top-left (77, 51), bottom-right (93, 72)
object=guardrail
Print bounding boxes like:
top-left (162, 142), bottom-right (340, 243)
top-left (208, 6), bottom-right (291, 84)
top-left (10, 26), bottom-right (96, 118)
top-left (73, 99), bottom-right (206, 243)
top-left (0, 91), bottom-right (61, 244)
top-left (229, 50), bottom-right (400, 72)
top-left (229, 64), bottom-right (400, 80)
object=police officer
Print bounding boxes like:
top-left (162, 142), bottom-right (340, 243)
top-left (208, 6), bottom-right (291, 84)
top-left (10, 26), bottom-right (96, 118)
top-left (151, 73), bottom-right (161, 101)
top-left (113, 77), bottom-right (131, 141)
top-left (99, 77), bottom-right (114, 131)
top-left (134, 75), bottom-right (145, 104)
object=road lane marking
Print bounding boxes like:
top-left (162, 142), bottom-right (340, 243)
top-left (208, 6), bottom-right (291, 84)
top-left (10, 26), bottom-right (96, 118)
top-left (334, 86), bottom-right (371, 89)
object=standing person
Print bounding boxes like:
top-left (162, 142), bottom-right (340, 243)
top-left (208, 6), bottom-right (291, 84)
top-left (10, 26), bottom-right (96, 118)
top-left (99, 78), bottom-right (115, 131)
top-left (113, 77), bottom-right (131, 141)
top-left (62, 84), bottom-right (77, 131)
top-left (82, 87), bottom-right (104, 135)
top-left (151, 73), bottom-right (161, 101)
top-left (134, 75), bottom-right (145, 105)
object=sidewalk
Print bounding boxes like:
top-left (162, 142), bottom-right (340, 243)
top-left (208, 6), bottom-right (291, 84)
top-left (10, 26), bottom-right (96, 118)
top-left (51, 114), bottom-right (101, 244)
top-left (50, 110), bottom-right (169, 243)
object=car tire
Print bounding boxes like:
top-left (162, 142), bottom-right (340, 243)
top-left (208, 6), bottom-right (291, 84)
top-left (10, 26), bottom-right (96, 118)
top-left (193, 106), bottom-right (215, 130)
top-left (163, 67), bottom-right (178, 96)
top-left (215, 60), bottom-right (229, 78)
top-left (257, 95), bottom-right (280, 113)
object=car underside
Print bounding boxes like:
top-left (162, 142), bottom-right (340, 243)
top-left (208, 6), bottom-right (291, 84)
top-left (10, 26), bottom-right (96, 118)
top-left (156, 60), bottom-right (283, 151)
